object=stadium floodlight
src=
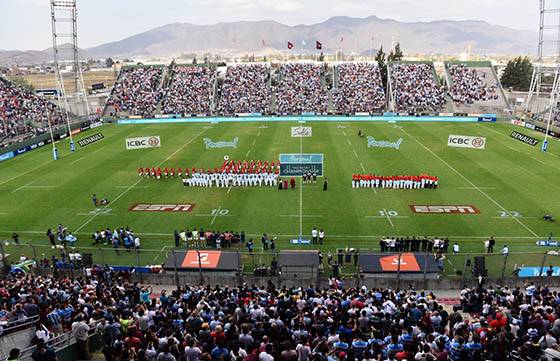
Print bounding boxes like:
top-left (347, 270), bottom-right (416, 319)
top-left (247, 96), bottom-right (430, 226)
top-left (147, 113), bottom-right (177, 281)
top-left (50, 0), bottom-right (90, 151)
top-left (526, 0), bottom-right (560, 152)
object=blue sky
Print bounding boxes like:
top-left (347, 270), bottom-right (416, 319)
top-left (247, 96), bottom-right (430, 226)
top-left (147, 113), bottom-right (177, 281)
top-left (0, 0), bottom-right (538, 50)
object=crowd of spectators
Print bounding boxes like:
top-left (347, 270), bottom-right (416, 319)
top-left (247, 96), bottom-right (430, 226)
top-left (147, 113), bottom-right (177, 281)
top-left (162, 66), bottom-right (216, 116)
top-left (0, 77), bottom-right (66, 145)
top-left (276, 63), bottom-right (328, 115)
top-left (333, 63), bottom-right (386, 114)
top-left (447, 65), bottom-right (499, 104)
top-left (106, 66), bottom-right (163, 118)
top-left (217, 64), bottom-right (271, 115)
top-left (390, 63), bottom-right (446, 113)
top-left (2, 269), bottom-right (560, 361)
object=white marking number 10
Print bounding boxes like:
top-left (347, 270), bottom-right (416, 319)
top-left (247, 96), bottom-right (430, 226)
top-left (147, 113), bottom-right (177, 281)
top-left (211, 208), bottom-right (229, 216)
top-left (379, 210), bottom-right (399, 217)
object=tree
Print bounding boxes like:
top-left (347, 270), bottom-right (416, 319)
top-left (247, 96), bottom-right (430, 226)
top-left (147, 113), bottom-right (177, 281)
top-left (376, 46), bottom-right (388, 88)
top-left (500, 56), bottom-right (533, 91)
top-left (388, 42), bottom-right (403, 62)
top-left (192, 56), bottom-right (197, 65)
top-left (7, 76), bottom-right (34, 93)
top-left (318, 51), bottom-right (324, 62)
top-left (105, 57), bottom-right (114, 68)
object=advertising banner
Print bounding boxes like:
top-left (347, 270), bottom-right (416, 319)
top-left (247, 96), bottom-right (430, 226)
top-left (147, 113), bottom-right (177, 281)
top-left (447, 134), bottom-right (486, 149)
top-left (125, 136), bottom-right (161, 150)
top-left (510, 131), bottom-right (539, 146)
top-left (78, 133), bottom-right (104, 147)
top-left (291, 126), bottom-right (312, 137)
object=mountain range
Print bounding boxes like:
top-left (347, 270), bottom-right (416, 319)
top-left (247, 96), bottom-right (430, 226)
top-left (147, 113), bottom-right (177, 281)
top-left (0, 15), bottom-right (536, 65)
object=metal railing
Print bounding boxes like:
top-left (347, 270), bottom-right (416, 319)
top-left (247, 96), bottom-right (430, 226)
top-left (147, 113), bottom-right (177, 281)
top-left (0, 315), bottom-right (39, 337)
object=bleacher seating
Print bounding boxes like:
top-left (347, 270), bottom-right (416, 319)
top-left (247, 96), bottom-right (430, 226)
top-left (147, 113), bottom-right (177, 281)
top-left (390, 62), bottom-right (446, 113)
top-left (275, 62), bottom-right (328, 115)
top-left (105, 66), bottom-right (163, 118)
top-left (161, 66), bottom-right (216, 116)
top-left (0, 77), bottom-right (66, 145)
top-left (216, 64), bottom-right (271, 115)
top-left (333, 62), bottom-right (386, 114)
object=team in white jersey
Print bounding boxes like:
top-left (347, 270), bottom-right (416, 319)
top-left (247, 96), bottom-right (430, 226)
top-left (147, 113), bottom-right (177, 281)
top-left (182, 171), bottom-right (279, 188)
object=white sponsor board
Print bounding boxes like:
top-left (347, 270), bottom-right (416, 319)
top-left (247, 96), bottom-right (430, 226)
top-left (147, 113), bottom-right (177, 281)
top-left (125, 136), bottom-right (161, 150)
top-left (447, 134), bottom-right (486, 149)
top-left (291, 126), bottom-right (312, 137)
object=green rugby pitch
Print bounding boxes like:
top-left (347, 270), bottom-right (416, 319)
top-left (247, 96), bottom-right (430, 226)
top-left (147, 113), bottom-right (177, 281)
top-left (1, 120), bottom-right (560, 275)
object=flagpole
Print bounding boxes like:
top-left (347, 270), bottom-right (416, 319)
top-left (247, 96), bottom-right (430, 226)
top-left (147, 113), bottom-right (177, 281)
top-left (370, 37), bottom-right (374, 58)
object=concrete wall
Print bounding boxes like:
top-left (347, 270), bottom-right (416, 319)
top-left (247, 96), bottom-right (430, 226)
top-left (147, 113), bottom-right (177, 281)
top-left (0, 327), bottom-right (35, 360)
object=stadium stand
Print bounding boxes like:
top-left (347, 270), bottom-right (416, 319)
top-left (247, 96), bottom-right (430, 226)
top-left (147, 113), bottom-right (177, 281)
top-left (444, 61), bottom-right (510, 115)
top-left (0, 268), bottom-right (555, 361)
top-left (389, 62), bottom-right (446, 113)
top-left (275, 62), bottom-right (329, 115)
top-left (0, 77), bottom-right (66, 146)
top-left (216, 64), bottom-right (271, 115)
top-left (333, 62), bottom-right (386, 114)
top-left (105, 65), bottom-right (164, 118)
top-left (161, 65), bottom-right (216, 116)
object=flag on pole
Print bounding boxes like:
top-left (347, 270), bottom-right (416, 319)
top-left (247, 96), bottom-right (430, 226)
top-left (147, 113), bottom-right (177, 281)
top-left (287, 41), bottom-right (294, 49)
top-left (316, 41), bottom-right (322, 50)
top-left (340, 37), bottom-right (344, 43)
top-left (262, 39), bottom-right (266, 47)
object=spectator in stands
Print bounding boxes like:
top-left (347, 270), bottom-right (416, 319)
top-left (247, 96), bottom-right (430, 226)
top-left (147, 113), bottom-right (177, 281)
top-left (275, 63), bottom-right (328, 115)
top-left (162, 66), bottom-right (216, 116)
top-left (217, 64), bottom-right (271, 115)
top-left (390, 63), bottom-right (446, 113)
top-left (0, 77), bottom-right (66, 146)
top-left (447, 64), bottom-right (498, 104)
top-left (106, 66), bottom-right (163, 118)
top-left (333, 62), bottom-right (386, 114)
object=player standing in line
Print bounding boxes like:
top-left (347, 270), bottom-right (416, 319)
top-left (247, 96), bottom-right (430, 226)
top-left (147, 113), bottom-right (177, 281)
top-left (319, 229), bottom-right (325, 244)
top-left (311, 228), bottom-right (318, 244)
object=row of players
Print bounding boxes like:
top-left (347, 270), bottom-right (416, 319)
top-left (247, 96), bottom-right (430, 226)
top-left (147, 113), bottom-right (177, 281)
top-left (182, 172), bottom-right (280, 187)
top-left (137, 166), bottom-right (280, 179)
top-left (352, 174), bottom-right (439, 189)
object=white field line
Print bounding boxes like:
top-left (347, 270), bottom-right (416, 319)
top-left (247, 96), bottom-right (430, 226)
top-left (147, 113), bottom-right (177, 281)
top-left (194, 214), bottom-right (232, 217)
top-left (227, 186), bottom-right (232, 194)
top-left (343, 130), bottom-right (376, 194)
top-left (25, 185), bottom-right (56, 189)
top-left (210, 206), bottom-right (221, 225)
top-left (76, 212), bottom-right (116, 216)
top-left (280, 214), bottom-right (323, 218)
top-left (400, 128), bottom-right (539, 237)
top-left (116, 185), bottom-right (148, 189)
top-left (530, 156), bottom-right (546, 165)
top-left (91, 147), bottom-right (105, 154)
top-left (153, 245), bottom-right (170, 263)
top-left (1, 230), bottom-right (546, 240)
top-left (0, 162), bottom-right (49, 187)
top-left (365, 216), bottom-right (409, 219)
top-left (383, 207), bottom-right (395, 227)
top-left (251, 140), bottom-right (257, 146)
top-left (74, 128), bottom-right (207, 233)
top-left (492, 216), bottom-right (537, 219)
top-left (299, 135), bottom-right (304, 237)
top-left (11, 181), bottom-right (34, 193)
top-left (458, 187), bottom-right (496, 190)
top-left (69, 157), bottom-right (85, 165)
top-left (245, 149), bottom-right (251, 157)
top-left (484, 125), bottom-right (560, 159)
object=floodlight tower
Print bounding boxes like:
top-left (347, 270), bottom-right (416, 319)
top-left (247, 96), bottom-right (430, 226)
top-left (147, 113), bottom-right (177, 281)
top-left (525, 0), bottom-right (560, 151)
top-left (50, 0), bottom-right (90, 142)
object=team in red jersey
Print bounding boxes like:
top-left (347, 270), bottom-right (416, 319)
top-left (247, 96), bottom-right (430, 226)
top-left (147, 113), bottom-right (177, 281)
top-left (136, 160), bottom-right (281, 187)
top-left (351, 174), bottom-right (438, 189)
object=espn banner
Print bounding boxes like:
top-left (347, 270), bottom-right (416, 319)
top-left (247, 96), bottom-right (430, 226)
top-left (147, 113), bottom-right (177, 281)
top-left (447, 134), bottom-right (486, 149)
top-left (78, 133), bottom-right (104, 147)
top-left (410, 205), bottom-right (480, 214)
top-left (510, 131), bottom-right (539, 146)
top-left (125, 136), bottom-right (161, 150)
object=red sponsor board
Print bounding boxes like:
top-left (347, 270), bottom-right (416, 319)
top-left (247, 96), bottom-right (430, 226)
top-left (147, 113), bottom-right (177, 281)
top-left (181, 250), bottom-right (221, 269)
top-left (379, 253), bottom-right (421, 272)
top-left (410, 205), bottom-right (480, 214)
top-left (129, 203), bottom-right (195, 212)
